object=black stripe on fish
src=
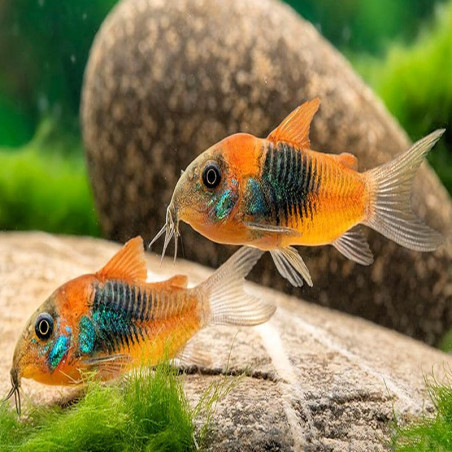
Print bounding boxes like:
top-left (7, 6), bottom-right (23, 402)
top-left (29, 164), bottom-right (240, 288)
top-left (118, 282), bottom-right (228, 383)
top-left (262, 143), bottom-right (321, 226)
top-left (88, 281), bottom-right (152, 353)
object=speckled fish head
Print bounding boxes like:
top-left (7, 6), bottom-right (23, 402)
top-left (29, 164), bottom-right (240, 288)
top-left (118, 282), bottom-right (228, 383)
top-left (173, 149), bottom-right (238, 224)
top-left (10, 275), bottom-right (94, 387)
top-left (12, 297), bottom-right (63, 385)
top-left (152, 133), bottom-right (262, 257)
top-left (167, 142), bottom-right (240, 242)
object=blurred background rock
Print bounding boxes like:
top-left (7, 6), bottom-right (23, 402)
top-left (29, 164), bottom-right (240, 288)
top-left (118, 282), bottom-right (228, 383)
top-left (0, 0), bottom-right (451, 347)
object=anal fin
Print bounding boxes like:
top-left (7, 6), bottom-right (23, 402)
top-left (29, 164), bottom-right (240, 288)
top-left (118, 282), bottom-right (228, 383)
top-left (332, 226), bottom-right (374, 265)
top-left (270, 247), bottom-right (313, 287)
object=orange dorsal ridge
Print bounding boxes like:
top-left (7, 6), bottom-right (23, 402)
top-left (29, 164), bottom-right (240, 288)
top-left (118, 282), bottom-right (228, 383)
top-left (335, 152), bottom-right (358, 170)
top-left (96, 236), bottom-right (148, 282)
top-left (267, 97), bottom-right (320, 149)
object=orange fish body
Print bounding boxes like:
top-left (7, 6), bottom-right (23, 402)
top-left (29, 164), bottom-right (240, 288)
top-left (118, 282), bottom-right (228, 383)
top-left (7, 237), bottom-right (274, 400)
top-left (190, 134), bottom-right (369, 249)
top-left (153, 98), bottom-right (444, 287)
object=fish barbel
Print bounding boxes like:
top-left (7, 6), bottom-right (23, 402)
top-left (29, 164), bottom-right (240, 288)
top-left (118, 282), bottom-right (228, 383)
top-left (3, 237), bottom-right (274, 413)
top-left (151, 98), bottom-right (444, 286)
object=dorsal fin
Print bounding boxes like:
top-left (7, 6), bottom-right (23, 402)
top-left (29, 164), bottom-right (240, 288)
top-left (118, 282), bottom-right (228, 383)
top-left (334, 152), bottom-right (358, 170)
top-left (96, 236), bottom-right (147, 282)
top-left (165, 274), bottom-right (188, 289)
top-left (267, 98), bottom-right (320, 149)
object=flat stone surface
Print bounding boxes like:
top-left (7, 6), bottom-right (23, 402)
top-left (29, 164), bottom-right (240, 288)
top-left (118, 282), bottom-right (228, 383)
top-left (1, 232), bottom-right (451, 451)
top-left (82, 0), bottom-right (452, 345)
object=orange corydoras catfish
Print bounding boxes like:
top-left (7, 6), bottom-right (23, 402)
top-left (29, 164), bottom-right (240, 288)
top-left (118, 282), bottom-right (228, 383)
top-left (152, 98), bottom-right (444, 287)
top-left (5, 237), bottom-right (274, 412)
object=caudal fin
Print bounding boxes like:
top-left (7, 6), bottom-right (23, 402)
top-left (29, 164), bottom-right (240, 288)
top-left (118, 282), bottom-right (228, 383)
top-left (364, 130), bottom-right (445, 251)
top-left (198, 247), bottom-right (276, 326)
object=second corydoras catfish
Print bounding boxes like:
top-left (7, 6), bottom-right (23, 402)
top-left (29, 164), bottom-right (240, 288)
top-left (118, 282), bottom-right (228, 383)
top-left (5, 237), bottom-right (274, 413)
top-left (152, 98), bottom-right (444, 287)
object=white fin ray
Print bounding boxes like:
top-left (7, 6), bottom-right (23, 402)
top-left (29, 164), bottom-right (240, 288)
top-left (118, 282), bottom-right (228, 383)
top-left (199, 247), bottom-right (275, 326)
top-left (81, 354), bottom-right (132, 379)
top-left (365, 130), bottom-right (445, 251)
top-left (172, 341), bottom-right (212, 367)
top-left (244, 221), bottom-right (299, 236)
top-left (270, 247), bottom-right (313, 287)
top-left (333, 226), bottom-right (374, 265)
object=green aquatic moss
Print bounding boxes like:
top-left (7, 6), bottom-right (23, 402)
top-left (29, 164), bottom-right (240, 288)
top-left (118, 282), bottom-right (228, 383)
top-left (0, 120), bottom-right (99, 236)
top-left (392, 381), bottom-right (452, 451)
top-left (0, 361), bottom-right (239, 452)
top-left (0, 363), bottom-right (195, 452)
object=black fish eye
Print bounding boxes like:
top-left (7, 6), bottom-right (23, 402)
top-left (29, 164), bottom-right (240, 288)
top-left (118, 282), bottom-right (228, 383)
top-left (202, 162), bottom-right (221, 189)
top-left (35, 313), bottom-right (53, 340)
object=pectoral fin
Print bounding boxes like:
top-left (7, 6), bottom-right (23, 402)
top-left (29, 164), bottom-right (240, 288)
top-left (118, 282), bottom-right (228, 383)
top-left (244, 221), bottom-right (299, 236)
top-left (82, 354), bottom-right (132, 379)
top-left (270, 247), bottom-right (313, 287)
top-left (332, 227), bottom-right (374, 265)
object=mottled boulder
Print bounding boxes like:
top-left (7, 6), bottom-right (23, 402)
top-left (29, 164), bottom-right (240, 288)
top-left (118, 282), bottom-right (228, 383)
top-left (81, 0), bottom-right (452, 345)
top-left (1, 233), bottom-right (451, 451)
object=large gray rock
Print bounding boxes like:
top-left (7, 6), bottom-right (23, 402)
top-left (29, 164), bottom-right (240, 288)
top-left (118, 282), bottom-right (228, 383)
top-left (1, 232), bottom-right (451, 451)
top-left (81, 0), bottom-right (452, 345)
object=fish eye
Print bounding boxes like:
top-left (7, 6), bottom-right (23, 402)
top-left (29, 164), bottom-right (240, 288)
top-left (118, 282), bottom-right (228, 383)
top-left (202, 161), bottom-right (221, 189)
top-left (35, 313), bottom-right (54, 340)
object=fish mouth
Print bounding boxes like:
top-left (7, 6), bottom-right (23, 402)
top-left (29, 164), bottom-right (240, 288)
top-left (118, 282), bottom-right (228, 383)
top-left (149, 203), bottom-right (180, 262)
top-left (3, 368), bottom-right (21, 415)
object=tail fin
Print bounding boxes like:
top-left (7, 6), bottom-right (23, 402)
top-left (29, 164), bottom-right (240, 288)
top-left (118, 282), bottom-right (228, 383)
top-left (364, 130), bottom-right (445, 251)
top-left (198, 247), bottom-right (276, 326)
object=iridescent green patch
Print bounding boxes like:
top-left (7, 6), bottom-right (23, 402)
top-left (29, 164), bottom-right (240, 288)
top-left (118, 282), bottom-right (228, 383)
top-left (78, 316), bottom-right (96, 355)
top-left (214, 188), bottom-right (237, 221)
top-left (48, 335), bottom-right (70, 370)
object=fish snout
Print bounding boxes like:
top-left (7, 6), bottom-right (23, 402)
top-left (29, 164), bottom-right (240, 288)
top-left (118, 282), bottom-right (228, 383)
top-left (10, 366), bottom-right (20, 390)
top-left (150, 202), bottom-right (180, 261)
top-left (3, 366), bottom-right (21, 414)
